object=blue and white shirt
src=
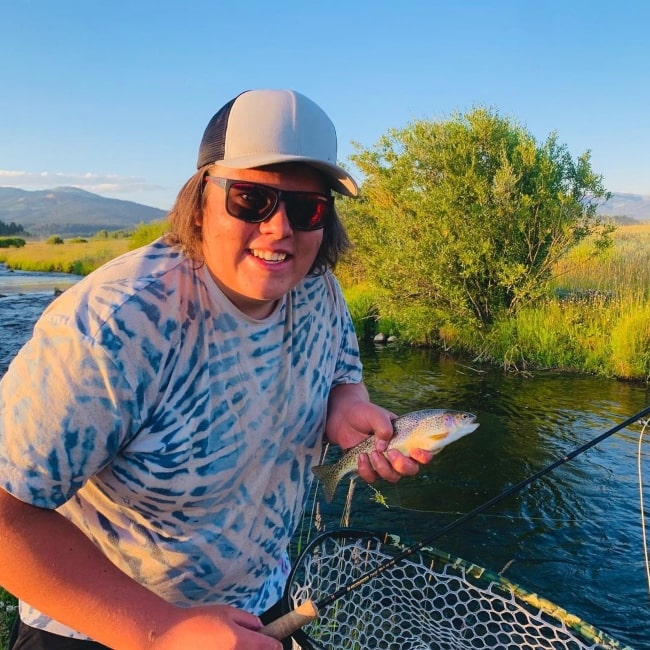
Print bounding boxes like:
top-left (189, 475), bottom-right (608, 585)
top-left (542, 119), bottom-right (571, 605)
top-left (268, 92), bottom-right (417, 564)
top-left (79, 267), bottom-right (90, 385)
top-left (0, 238), bottom-right (362, 638)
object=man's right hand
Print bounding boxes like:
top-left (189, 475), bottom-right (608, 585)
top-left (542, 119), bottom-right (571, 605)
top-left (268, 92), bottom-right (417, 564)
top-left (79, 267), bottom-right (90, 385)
top-left (149, 604), bottom-right (284, 650)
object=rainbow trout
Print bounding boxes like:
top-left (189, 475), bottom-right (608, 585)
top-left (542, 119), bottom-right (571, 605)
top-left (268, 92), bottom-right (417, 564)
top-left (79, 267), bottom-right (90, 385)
top-left (312, 409), bottom-right (479, 503)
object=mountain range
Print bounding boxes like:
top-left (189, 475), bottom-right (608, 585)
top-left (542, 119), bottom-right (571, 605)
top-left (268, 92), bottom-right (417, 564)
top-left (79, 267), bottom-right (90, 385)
top-left (0, 186), bottom-right (167, 237)
top-left (0, 186), bottom-right (648, 238)
top-left (596, 192), bottom-right (650, 223)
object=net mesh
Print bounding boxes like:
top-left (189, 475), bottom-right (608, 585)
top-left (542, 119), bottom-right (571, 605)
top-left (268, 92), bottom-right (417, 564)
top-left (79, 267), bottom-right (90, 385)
top-left (286, 531), bottom-right (631, 650)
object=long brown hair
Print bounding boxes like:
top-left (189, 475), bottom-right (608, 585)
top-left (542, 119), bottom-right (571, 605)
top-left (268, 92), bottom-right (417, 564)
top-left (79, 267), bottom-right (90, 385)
top-left (164, 166), bottom-right (351, 275)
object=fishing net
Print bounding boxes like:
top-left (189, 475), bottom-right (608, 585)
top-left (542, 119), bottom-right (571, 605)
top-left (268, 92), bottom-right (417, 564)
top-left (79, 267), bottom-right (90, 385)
top-left (283, 530), bottom-right (632, 650)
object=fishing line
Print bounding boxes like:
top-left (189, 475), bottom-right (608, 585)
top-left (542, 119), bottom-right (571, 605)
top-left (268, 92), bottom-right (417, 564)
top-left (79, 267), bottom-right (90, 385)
top-left (638, 417), bottom-right (650, 596)
top-left (366, 502), bottom-right (605, 524)
top-left (262, 404), bottom-right (650, 640)
top-left (364, 485), bottom-right (640, 525)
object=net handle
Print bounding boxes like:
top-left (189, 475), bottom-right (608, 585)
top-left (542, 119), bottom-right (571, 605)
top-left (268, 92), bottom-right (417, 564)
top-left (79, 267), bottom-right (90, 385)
top-left (259, 599), bottom-right (319, 640)
top-left (260, 530), bottom-right (380, 641)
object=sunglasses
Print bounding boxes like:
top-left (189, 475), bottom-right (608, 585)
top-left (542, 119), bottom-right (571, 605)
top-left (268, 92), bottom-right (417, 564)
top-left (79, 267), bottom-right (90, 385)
top-left (204, 176), bottom-right (332, 231)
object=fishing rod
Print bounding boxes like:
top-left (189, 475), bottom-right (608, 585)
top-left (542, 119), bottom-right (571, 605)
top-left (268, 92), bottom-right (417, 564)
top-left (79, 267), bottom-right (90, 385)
top-left (261, 404), bottom-right (650, 641)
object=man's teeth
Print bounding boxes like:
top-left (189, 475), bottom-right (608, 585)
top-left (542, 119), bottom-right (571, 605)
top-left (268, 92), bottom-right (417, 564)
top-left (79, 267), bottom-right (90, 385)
top-left (251, 250), bottom-right (287, 262)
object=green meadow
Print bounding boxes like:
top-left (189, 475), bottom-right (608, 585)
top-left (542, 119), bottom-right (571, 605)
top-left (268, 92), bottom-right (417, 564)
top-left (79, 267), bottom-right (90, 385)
top-left (0, 238), bottom-right (131, 276)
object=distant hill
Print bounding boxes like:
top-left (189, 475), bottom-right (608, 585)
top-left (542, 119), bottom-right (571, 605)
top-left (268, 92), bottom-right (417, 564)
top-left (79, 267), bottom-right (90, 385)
top-left (0, 186), bottom-right (167, 237)
top-left (596, 192), bottom-right (650, 223)
top-left (1, 186), bottom-right (648, 239)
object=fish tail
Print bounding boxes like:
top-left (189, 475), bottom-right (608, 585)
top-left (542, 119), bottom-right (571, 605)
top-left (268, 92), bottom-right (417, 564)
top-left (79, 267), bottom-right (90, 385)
top-left (312, 464), bottom-right (337, 504)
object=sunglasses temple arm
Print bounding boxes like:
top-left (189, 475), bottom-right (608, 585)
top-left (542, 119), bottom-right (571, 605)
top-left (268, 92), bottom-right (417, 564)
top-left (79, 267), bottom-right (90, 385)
top-left (259, 600), bottom-right (319, 640)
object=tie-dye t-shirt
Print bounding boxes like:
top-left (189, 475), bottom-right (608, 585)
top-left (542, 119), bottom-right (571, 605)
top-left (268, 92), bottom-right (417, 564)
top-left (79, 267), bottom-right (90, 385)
top-left (0, 238), bottom-right (362, 638)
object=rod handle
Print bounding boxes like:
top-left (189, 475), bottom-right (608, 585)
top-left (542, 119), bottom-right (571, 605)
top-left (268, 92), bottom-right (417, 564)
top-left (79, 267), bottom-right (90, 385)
top-left (259, 600), bottom-right (319, 640)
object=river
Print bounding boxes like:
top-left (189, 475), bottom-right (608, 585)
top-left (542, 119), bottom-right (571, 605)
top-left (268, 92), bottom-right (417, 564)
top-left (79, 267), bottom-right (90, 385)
top-left (1, 266), bottom-right (649, 648)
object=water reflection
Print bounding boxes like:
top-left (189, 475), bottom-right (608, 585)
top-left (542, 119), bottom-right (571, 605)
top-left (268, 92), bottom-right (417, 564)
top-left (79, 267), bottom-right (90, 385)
top-left (0, 265), bottom-right (79, 374)
top-left (0, 263), bottom-right (81, 295)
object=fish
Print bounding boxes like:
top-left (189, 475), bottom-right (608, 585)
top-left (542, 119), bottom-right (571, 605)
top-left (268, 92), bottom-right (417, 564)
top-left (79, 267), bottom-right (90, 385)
top-left (312, 409), bottom-right (479, 503)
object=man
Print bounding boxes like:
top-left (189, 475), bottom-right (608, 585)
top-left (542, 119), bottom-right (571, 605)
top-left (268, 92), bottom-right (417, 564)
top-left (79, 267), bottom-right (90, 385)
top-left (0, 89), bottom-right (433, 649)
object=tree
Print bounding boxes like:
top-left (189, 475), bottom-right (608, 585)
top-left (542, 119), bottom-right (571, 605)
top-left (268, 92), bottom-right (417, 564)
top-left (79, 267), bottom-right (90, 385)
top-left (0, 220), bottom-right (26, 236)
top-left (343, 107), bottom-right (612, 331)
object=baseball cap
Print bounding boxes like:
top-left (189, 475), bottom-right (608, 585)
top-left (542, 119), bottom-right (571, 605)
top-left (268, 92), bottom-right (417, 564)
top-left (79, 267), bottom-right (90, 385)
top-left (197, 89), bottom-right (358, 197)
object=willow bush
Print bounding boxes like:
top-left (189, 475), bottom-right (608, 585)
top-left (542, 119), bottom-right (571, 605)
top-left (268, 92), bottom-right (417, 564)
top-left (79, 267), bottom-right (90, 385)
top-left (340, 106), bottom-right (612, 330)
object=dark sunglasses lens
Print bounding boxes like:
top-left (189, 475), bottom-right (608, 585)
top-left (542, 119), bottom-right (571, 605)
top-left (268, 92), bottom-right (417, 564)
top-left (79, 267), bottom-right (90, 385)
top-left (225, 181), bottom-right (329, 230)
top-left (285, 194), bottom-right (330, 230)
top-left (226, 183), bottom-right (277, 222)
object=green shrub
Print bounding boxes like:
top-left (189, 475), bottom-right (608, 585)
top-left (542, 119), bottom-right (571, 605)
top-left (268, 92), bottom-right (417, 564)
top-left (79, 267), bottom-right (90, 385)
top-left (0, 586), bottom-right (18, 649)
top-left (0, 237), bottom-right (26, 248)
top-left (128, 221), bottom-right (168, 250)
top-left (344, 284), bottom-right (379, 342)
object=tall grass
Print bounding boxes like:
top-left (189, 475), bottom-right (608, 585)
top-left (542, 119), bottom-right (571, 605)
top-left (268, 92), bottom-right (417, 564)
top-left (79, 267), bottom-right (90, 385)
top-left (551, 223), bottom-right (650, 299)
top-left (343, 224), bottom-right (650, 381)
top-left (487, 295), bottom-right (650, 379)
top-left (535, 223), bottom-right (650, 379)
top-left (0, 239), bottom-right (130, 275)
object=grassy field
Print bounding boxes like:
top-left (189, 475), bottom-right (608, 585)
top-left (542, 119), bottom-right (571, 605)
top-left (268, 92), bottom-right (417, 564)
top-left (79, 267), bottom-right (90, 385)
top-left (0, 238), bottom-right (131, 275)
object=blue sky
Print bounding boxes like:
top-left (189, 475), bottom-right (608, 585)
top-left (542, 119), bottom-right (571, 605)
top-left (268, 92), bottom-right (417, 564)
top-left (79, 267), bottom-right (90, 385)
top-left (1, 0), bottom-right (649, 210)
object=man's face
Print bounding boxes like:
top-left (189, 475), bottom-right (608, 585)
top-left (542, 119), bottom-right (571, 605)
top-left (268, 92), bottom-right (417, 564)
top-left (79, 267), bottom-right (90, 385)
top-left (199, 163), bottom-right (327, 319)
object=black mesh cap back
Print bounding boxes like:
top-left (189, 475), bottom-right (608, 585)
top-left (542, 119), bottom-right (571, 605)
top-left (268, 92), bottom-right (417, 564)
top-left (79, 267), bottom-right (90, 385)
top-left (196, 93), bottom-right (244, 169)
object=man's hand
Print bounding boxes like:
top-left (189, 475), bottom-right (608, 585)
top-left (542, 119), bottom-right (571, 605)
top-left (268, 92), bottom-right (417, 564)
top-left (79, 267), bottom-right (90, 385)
top-left (150, 605), bottom-right (283, 650)
top-left (325, 383), bottom-right (434, 484)
top-left (0, 490), bottom-right (284, 650)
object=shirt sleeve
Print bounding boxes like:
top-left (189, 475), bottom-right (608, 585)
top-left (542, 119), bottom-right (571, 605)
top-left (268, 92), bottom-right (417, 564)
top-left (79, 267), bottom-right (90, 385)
top-left (325, 272), bottom-right (363, 387)
top-left (0, 313), bottom-right (140, 508)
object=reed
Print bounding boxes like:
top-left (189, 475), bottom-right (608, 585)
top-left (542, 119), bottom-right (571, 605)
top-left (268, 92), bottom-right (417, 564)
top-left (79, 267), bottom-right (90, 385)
top-left (487, 295), bottom-right (649, 379)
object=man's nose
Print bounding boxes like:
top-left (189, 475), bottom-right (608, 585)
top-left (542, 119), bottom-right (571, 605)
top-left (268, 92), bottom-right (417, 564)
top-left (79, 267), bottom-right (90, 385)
top-left (259, 201), bottom-right (293, 235)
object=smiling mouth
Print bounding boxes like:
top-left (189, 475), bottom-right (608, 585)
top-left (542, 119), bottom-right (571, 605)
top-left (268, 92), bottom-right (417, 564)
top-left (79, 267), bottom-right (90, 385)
top-left (250, 249), bottom-right (288, 262)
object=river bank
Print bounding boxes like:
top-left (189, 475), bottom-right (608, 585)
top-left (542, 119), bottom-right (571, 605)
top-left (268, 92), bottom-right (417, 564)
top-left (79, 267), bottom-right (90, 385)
top-left (1, 226), bottom-right (649, 383)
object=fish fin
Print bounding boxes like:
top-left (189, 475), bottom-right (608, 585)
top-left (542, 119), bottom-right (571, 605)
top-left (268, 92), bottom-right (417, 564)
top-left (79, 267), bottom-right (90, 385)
top-left (311, 464), bottom-right (336, 504)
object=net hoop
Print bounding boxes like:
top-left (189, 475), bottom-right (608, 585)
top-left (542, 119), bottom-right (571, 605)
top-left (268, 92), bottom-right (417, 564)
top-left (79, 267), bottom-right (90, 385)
top-left (284, 529), bottom-right (632, 650)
